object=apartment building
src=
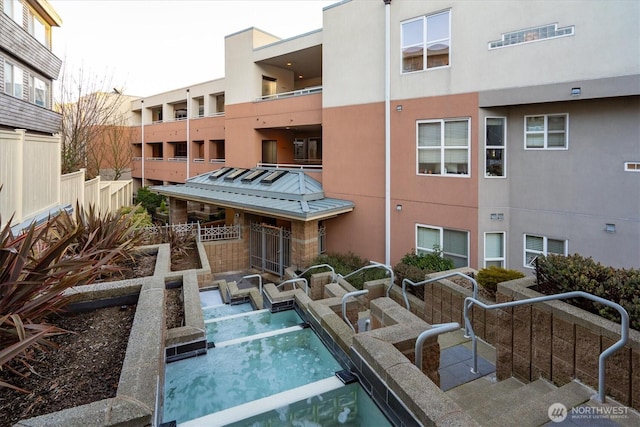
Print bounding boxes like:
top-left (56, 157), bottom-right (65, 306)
top-left (0, 0), bottom-right (63, 229)
top-left (134, 0), bottom-right (639, 274)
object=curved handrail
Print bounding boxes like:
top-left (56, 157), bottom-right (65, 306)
top-left (341, 290), bottom-right (369, 332)
top-left (238, 274), bottom-right (263, 295)
top-left (415, 322), bottom-right (460, 370)
top-left (276, 277), bottom-right (309, 295)
top-left (338, 261), bottom-right (394, 297)
top-left (294, 263), bottom-right (336, 282)
top-left (402, 271), bottom-right (478, 336)
top-left (463, 291), bottom-right (629, 404)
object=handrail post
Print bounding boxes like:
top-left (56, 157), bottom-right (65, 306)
top-left (402, 271), bottom-right (478, 336)
top-left (415, 322), bottom-right (460, 370)
top-left (463, 291), bottom-right (629, 404)
top-left (341, 290), bottom-right (369, 332)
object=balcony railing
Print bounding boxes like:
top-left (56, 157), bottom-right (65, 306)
top-left (256, 86), bottom-right (322, 102)
top-left (168, 157), bottom-right (187, 162)
top-left (257, 162), bottom-right (322, 171)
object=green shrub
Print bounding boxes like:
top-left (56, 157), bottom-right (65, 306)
top-left (308, 252), bottom-right (387, 290)
top-left (536, 254), bottom-right (640, 330)
top-left (393, 248), bottom-right (455, 300)
top-left (135, 187), bottom-right (164, 215)
top-left (477, 266), bottom-right (525, 297)
top-left (399, 246), bottom-right (455, 272)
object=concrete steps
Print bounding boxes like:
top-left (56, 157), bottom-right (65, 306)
top-left (445, 373), bottom-right (640, 426)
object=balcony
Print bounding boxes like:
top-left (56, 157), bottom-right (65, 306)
top-left (256, 86), bottom-right (322, 102)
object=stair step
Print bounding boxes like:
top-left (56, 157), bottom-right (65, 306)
top-left (446, 377), bottom-right (524, 411)
top-left (488, 380), bottom-right (592, 427)
top-left (466, 379), bottom-right (557, 424)
top-left (218, 281), bottom-right (230, 303)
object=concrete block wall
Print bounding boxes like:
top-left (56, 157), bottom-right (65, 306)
top-left (202, 239), bottom-right (248, 273)
top-left (496, 277), bottom-right (640, 410)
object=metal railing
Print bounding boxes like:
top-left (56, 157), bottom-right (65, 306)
top-left (338, 261), bottom-right (394, 297)
top-left (415, 322), bottom-right (460, 370)
top-left (256, 162), bottom-right (323, 172)
top-left (238, 274), bottom-right (263, 295)
top-left (276, 277), bottom-right (309, 295)
top-left (256, 85), bottom-right (322, 101)
top-left (294, 263), bottom-right (336, 282)
top-left (402, 271), bottom-right (478, 336)
top-left (463, 291), bottom-right (629, 404)
top-left (342, 290), bottom-right (369, 332)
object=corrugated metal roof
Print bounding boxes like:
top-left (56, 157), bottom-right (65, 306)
top-left (152, 167), bottom-right (354, 221)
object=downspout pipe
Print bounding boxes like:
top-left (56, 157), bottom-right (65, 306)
top-left (384, 0), bottom-right (392, 266)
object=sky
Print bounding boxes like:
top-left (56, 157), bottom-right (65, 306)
top-left (50, 0), bottom-right (337, 97)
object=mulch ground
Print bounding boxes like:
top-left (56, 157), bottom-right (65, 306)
top-left (0, 246), bottom-right (191, 425)
top-left (0, 305), bottom-right (136, 426)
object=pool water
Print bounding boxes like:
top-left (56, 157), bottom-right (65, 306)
top-left (225, 382), bottom-right (393, 427)
top-left (205, 309), bottom-right (303, 344)
top-left (202, 302), bottom-right (253, 320)
top-left (163, 327), bottom-right (343, 424)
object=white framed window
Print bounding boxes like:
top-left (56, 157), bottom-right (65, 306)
top-left (4, 0), bottom-right (23, 25)
top-left (417, 118), bottom-right (470, 176)
top-left (485, 232), bottom-right (505, 267)
top-left (489, 23), bottom-right (575, 49)
top-left (485, 117), bottom-right (506, 177)
top-left (401, 10), bottom-right (450, 73)
top-left (29, 75), bottom-right (48, 107)
top-left (417, 224), bottom-right (469, 268)
top-left (523, 234), bottom-right (567, 268)
top-left (4, 62), bottom-right (24, 99)
top-left (525, 114), bottom-right (568, 149)
top-left (624, 162), bottom-right (640, 172)
top-left (28, 9), bottom-right (48, 47)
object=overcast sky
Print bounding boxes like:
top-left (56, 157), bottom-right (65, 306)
top-left (50, 0), bottom-right (337, 97)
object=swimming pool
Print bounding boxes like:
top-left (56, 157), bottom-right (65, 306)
top-left (163, 288), bottom-right (394, 426)
top-left (163, 327), bottom-right (343, 424)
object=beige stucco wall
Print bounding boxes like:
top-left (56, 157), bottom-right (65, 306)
top-left (322, 0), bottom-right (640, 108)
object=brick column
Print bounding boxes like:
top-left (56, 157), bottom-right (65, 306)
top-left (290, 220), bottom-right (319, 270)
top-left (169, 198), bottom-right (188, 224)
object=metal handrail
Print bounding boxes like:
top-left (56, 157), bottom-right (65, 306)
top-left (238, 274), bottom-right (263, 295)
top-left (463, 291), bottom-right (629, 404)
top-left (402, 271), bottom-right (478, 336)
top-left (342, 290), bottom-right (369, 332)
top-left (294, 263), bottom-right (336, 282)
top-left (276, 277), bottom-right (309, 295)
top-left (338, 261), bottom-right (394, 297)
top-left (415, 322), bottom-right (460, 370)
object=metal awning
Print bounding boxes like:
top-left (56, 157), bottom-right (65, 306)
top-left (151, 167), bottom-right (354, 221)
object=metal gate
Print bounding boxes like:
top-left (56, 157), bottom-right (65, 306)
top-left (249, 222), bottom-right (291, 276)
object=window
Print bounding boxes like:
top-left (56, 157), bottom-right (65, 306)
top-left (417, 225), bottom-right (468, 268)
top-left (294, 138), bottom-right (322, 164)
top-left (524, 234), bottom-right (567, 268)
top-left (485, 232), bottom-right (505, 267)
top-left (174, 143), bottom-right (187, 157)
top-left (525, 114), bottom-right (568, 149)
top-left (29, 75), bottom-right (48, 107)
top-left (485, 117), bottom-right (506, 177)
top-left (402, 10), bottom-right (450, 73)
top-left (489, 23), bottom-right (574, 49)
top-left (625, 162), bottom-right (640, 172)
top-left (262, 76), bottom-right (276, 97)
top-left (418, 118), bottom-right (469, 176)
top-left (4, 63), bottom-right (24, 99)
top-left (4, 0), bottom-right (23, 25)
top-left (28, 9), bottom-right (48, 47)
top-left (262, 140), bottom-right (277, 164)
